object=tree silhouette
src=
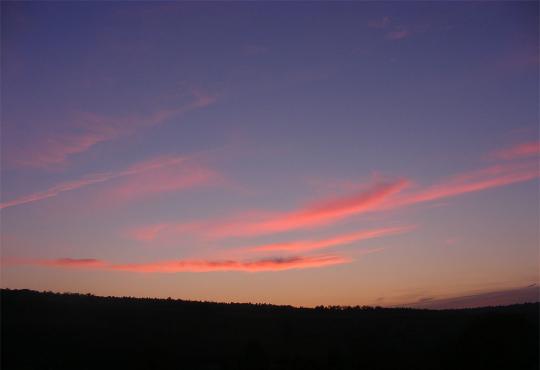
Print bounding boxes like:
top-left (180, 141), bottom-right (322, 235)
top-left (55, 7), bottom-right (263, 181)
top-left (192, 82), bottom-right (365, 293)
top-left (1, 289), bottom-right (538, 370)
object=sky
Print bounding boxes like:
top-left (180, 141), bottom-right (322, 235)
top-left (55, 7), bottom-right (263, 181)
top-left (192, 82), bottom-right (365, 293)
top-left (1, 1), bottom-right (538, 308)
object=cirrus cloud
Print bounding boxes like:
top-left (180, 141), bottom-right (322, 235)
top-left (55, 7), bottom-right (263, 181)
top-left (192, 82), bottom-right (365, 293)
top-left (8, 90), bottom-right (216, 169)
top-left (245, 226), bottom-right (413, 253)
top-left (490, 141), bottom-right (540, 161)
top-left (2, 255), bottom-right (350, 273)
top-left (0, 154), bottom-right (216, 210)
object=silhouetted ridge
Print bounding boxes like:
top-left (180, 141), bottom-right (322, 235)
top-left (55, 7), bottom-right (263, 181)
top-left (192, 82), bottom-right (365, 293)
top-left (2, 289), bottom-right (538, 370)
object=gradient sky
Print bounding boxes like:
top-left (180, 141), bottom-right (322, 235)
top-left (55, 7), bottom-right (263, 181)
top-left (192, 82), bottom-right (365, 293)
top-left (1, 1), bottom-right (538, 308)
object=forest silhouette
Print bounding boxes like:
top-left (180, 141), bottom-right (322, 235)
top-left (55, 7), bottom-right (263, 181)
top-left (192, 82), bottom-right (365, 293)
top-left (1, 289), bottom-right (538, 370)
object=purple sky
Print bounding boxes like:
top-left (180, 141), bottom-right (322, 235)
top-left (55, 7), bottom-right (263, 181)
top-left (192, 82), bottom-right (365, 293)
top-left (1, 1), bottom-right (538, 308)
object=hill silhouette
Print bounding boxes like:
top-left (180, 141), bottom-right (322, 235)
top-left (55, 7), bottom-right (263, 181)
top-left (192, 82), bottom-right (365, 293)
top-left (1, 289), bottom-right (538, 370)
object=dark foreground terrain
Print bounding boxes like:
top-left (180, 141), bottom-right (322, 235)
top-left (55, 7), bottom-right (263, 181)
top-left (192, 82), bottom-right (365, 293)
top-left (1, 289), bottom-right (538, 370)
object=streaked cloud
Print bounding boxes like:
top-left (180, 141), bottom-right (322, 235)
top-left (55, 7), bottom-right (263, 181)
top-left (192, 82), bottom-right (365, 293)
top-left (386, 29), bottom-right (411, 41)
top-left (100, 164), bottom-right (219, 204)
top-left (0, 155), bottom-right (192, 209)
top-left (4, 257), bottom-right (106, 269)
top-left (127, 141), bottom-right (538, 243)
top-left (4, 255), bottom-right (350, 273)
top-left (387, 160), bottom-right (539, 209)
top-left (210, 179), bottom-right (409, 238)
top-left (126, 180), bottom-right (411, 242)
top-left (126, 223), bottom-right (172, 242)
top-left (10, 90), bottom-right (216, 169)
top-left (368, 16), bottom-right (413, 41)
top-left (246, 226), bottom-right (413, 253)
top-left (491, 141), bottom-right (540, 160)
top-left (111, 255), bottom-right (350, 273)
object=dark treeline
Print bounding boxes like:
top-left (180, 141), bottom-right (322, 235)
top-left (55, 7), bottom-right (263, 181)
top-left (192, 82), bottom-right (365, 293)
top-left (1, 289), bottom-right (538, 370)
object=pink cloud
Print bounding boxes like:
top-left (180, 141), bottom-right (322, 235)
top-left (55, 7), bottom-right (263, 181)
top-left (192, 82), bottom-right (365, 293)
top-left (388, 160), bottom-right (538, 208)
top-left (4, 255), bottom-right (350, 273)
top-left (111, 255), bottom-right (349, 273)
top-left (42, 258), bottom-right (107, 268)
top-left (210, 178), bottom-right (409, 238)
top-left (445, 238), bottom-right (459, 246)
top-left (125, 141), bottom-right (538, 243)
top-left (11, 90), bottom-right (216, 169)
top-left (491, 141), bottom-right (540, 160)
top-left (3, 257), bottom-right (106, 269)
top-left (246, 226), bottom-right (413, 253)
top-left (0, 154), bottom-right (196, 209)
top-left (368, 16), bottom-right (416, 41)
top-left (102, 164), bottom-right (219, 203)
top-left (126, 222), bottom-right (203, 242)
top-left (0, 172), bottom-right (119, 210)
top-left (127, 223), bottom-right (172, 242)
top-left (13, 131), bottom-right (113, 169)
top-left (125, 179), bottom-right (409, 242)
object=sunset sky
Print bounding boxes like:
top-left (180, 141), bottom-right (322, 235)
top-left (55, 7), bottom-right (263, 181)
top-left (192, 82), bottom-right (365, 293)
top-left (1, 1), bottom-right (538, 308)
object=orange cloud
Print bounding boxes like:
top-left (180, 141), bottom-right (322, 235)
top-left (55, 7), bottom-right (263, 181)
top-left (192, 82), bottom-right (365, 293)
top-left (0, 154), bottom-right (192, 209)
top-left (4, 255), bottom-right (350, 273)
top-left (491, 141), bottom-right (540, 160)
top-left (246, 226), bottom-right (413, 253)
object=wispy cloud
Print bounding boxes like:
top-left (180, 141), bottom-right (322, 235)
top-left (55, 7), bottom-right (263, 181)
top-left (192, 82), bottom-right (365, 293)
top-left (127, 223), bottom-right (171, 242)
top-left (13, 131), bottom-right (113, 169)
top-left (368, 16), bottom-right (413, 41)
top-left (246, 226), bottom-right (413, 253)
top-left (100, 164), bottom-right (219, 204)
top-left (10, 90), bottom-right (216, 169)
top-left (386, 29), bottom-right (411, 41)
top-left (4, 255), bottom-right (350, 273)
top-left (126, 141), bottom-right (538, 243)
top-left (126, 179), bottom-right (409, 242)
top-left (0, 154), bottom-right (193, 209)
top-left (111, 255), bottom-right (349, 273)
top-left (490, 141), bottom-right (540, 161)
top-left (126, 222), bottom-right (202, 242)
top-left (209, 179), bottom-right (409, 238)
top-left (4, 257), bottom-right (106, 269)
top-left (387, 160), bottom-right (538, 209)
